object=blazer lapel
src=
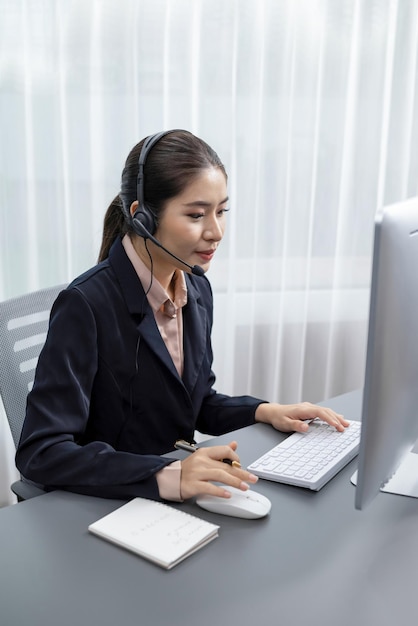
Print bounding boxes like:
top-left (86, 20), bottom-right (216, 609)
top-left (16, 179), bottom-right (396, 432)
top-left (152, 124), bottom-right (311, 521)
top-left (108, 237), bottom-right (180, 380)
top-left (137, 312), bottom-right (180, 381)
top-left (182, 276), bottom-right (208, 393)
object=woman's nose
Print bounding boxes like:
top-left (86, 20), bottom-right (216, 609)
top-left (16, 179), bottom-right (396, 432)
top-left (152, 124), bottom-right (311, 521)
top-left (203, 216), bottom-right (224, 241)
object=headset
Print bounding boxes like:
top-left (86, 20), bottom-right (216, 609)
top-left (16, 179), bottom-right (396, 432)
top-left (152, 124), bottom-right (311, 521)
top-left (131, 130), bottom-right (204, 276)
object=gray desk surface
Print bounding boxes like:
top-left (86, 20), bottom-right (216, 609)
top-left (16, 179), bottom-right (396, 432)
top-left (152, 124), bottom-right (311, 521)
top-left (1, 390), bottom-right (418, 626)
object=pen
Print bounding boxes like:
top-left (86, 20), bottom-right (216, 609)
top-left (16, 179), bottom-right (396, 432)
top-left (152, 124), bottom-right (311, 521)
top-left (174, 440), bottom-right (242, 468)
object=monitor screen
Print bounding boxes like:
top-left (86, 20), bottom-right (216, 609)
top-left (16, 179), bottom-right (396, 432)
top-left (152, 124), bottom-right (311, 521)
top-left (355, 196), bottom-right (418, 510)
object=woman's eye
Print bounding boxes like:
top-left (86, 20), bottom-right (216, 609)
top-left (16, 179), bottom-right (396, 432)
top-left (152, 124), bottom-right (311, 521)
top-left (188, 207), bottom-right (229, 220)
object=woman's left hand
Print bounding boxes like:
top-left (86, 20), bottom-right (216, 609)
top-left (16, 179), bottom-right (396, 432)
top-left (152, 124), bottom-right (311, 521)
top-left (255, 402), bottom-right (349, 433)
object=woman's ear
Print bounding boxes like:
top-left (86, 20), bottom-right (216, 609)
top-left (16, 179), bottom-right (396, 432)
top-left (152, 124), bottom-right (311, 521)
top-left (130, 200), bottom-right (139, 217)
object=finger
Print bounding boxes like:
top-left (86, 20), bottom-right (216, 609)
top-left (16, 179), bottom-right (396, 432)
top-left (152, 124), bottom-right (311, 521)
top-left (195, 482), bottom-right (237, 499)
top-left (332, 413), bottom-right (349, 431)
top-left (199, 463), bottom-right (260, 495)
top-left (223, 466), bottom-right (259, 484)
top-left (315, 408), bottom-right (348, 431)
top-left (212, 465), bottom-right (259, 487)
top-left (182, 449), bottom-right (253, 481)
top-left (289, 419), bottom-right (310, 433)
top-left (181, 446), bottom-right (258, 499)
top-left (294, 403), bottom-right (347, 430)
top-left (206, 443), bottom-right (241, 465)
top-left (181, 478), bottom-right (234, 500)
top-left (183, 471), bottom-right (253, 500)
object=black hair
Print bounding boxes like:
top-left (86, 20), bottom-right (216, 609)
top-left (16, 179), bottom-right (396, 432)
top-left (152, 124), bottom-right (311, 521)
top-left (98, 130), bottom-right (226, 262)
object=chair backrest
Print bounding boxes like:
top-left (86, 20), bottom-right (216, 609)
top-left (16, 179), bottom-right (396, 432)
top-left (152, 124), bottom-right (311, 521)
top-left (0, 285), bottom-right (65, 448)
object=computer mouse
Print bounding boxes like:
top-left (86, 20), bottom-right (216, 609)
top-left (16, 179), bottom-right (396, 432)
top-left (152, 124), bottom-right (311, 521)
top-left (196, 486), bottom-right (272, 519)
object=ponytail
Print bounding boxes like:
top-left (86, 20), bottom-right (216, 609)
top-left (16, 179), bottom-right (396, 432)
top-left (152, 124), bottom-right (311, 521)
top-left (98, 195), bottom-right (128, 262)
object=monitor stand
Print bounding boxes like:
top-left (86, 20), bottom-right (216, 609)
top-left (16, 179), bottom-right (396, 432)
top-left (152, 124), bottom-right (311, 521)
top-left (351, 450), bottom-right (418, 498)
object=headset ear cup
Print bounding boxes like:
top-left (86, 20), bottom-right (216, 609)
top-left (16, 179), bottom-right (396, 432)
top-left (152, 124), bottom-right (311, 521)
top-left (132, 205), bottom-right (157, 237)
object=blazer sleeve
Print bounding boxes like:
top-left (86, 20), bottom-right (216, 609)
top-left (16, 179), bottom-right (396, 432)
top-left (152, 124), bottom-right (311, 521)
top-left (195, 375), bottom-right (266, 436)
top-left (15, 288), bottom-right (174, 500)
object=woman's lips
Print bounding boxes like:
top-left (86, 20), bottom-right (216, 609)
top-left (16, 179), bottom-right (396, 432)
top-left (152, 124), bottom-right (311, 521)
top-left (196, 249), bottom-right (216, 262)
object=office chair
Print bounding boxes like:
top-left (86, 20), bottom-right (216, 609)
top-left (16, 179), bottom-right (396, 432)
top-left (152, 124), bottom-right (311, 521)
top-left (0, 284), bottom-right (66, 501)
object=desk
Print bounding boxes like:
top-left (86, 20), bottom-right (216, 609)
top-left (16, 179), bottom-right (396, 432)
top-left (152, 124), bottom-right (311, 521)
top-left (1, 390), bottom-right (418, 626)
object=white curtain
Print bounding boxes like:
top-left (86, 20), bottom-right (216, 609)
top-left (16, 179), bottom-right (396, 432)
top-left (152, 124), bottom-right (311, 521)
top-left (1, 0), bottom-right (418, 506)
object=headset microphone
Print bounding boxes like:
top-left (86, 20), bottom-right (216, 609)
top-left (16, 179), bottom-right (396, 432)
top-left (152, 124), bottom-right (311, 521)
top-left (131, 215), bottom-right (205, 277)
top-left (131, 129), bottom-right (205, 278)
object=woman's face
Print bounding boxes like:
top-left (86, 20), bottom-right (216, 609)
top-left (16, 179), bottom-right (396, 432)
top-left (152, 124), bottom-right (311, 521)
top-left (151, 166), bottom-right (228, 274)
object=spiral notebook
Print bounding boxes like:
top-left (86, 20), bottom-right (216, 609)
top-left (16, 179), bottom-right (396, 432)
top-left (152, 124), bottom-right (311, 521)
top-left (88, 497), bottom-right (220, 570)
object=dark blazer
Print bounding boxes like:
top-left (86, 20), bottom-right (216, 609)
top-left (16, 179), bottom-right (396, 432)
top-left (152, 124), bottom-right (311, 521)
top-left (16, 237), bottom-right (264, 500)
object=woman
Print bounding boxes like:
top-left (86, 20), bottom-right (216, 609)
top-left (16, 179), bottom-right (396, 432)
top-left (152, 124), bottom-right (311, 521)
top-left (16, 129), bottom-right (347, 502)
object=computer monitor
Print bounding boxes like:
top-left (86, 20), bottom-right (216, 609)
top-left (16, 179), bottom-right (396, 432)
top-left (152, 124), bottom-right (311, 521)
top-left (354, 196), bottom-right (418, 510)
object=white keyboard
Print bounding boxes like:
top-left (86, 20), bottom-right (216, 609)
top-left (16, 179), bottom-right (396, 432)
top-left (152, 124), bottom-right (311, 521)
top-left (247, 419), bottom-right (361, 491)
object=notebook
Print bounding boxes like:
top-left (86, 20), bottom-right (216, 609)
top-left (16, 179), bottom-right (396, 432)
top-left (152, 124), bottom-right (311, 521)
top-left (88, 497), bottom-right (220, 570)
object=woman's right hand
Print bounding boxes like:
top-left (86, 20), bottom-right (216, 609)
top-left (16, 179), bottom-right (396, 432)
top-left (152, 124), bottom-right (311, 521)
top-left (179, 441), bottom-right (259, 500)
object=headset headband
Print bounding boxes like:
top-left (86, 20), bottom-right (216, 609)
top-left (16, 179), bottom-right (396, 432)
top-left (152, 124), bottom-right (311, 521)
top-left (137, 129), bottom-right (183, 206)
